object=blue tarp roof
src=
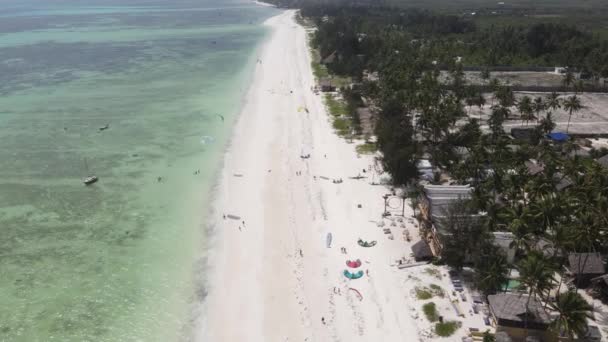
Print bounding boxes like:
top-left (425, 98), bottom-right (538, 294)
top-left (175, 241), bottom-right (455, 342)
top-left (547, 132), bottom-right (569, 142)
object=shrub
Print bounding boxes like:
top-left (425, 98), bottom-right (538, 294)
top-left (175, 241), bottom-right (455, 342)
top-left (435, 321), bottom-right (461, 337)
top-left (422, 302), bottom-right (439, 322)
top-left (416, 287), bottom-right (433, 300)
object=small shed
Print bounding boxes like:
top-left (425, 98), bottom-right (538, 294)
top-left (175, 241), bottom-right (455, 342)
top-left (319, 79), bottom-right (336, 92)
top-left (568, 252), bottom-right (605, 288)
top-left (411, 240), bottom-right (433, 261)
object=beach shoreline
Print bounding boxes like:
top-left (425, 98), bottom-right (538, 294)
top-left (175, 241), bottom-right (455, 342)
top-left (202, 9), bottom-right (482, 342)
top-left (202, 9), bottom-right (420, 341)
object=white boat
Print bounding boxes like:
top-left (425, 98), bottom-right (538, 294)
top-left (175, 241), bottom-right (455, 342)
top-left (83, 158), bottom-right (98, 185)
top-left (83, 175), bottom-right (98, 185)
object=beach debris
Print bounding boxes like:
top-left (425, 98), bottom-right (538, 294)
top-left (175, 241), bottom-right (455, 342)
top-left (319, 176), bottom-right (330, 180)
top-left (326, 232), bottom-right (332, 248)
top-left (357, 239), bottom-right (377, 247)
top-left (233, 173), bottom-right (244, 177)
top-left (98, 124), bottom-right (110, 131)
top-left (348, 287), bottom-right (363, 301)
top-left (226, 214), bottom-right (241, 220)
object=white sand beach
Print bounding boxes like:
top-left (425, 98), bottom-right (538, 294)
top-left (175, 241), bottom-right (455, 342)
top-left (204, 10), bottom-right (487, 342)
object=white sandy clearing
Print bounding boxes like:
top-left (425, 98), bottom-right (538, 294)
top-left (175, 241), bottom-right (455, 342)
top-left (202, 10), bottom-right (487, 342)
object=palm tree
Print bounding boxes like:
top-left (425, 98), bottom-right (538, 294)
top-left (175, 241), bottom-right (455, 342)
top-left (474, 244), bottom-right (510, 296)
top-left (531, 96), bottom-right (545, 122)
top-left (563, 95), bottom-right (582, 133)
top-left (562, 70), bottom-right (575, 89)
top-left (518, 252), bottom-right (556, 336)
top-left (545, 92), bottom-right (562, 112)
top-left (500, 203), bottom-right (535, 292)
top-left (517, 95), bottom-right (534, 126)
top-left (550, 291), bottom-right (593, 339)
top-left (539, 112), bottom-right (556, 135)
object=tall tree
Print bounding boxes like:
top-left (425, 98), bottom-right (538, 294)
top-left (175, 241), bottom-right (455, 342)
top-left (474, 243), bottom-right (510, 296)
top-left (518, 252), bottom-right (556, 335)
top-left (532, 96), bottom-right (545, 122)
top-left (439, 200), bottom-right (489, 270)
top-left (562, 70), bottom-right (575, 89)
top-left (517, 95), bottom-right (534, 126)
top-left (545, 92), bottom-right (562, 113)
top-left (563, 95), bottom-right (582, 133)
top-left (550, 291), bottom-right (593, 339)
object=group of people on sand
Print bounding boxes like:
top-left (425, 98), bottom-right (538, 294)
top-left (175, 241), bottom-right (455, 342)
top-left (332, 178), bottom-right (343, 184)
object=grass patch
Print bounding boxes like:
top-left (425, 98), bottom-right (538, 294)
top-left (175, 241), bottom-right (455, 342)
top-left (422, 302), bottom-right (439, 322)
top-left (323, 94), bottom-right (353, 137)
top-left (429, 284), bottom-right (445, 297)
top-left (311, 61), bottom-right (329, 80)
top-left (416, 285), bottom-right (444, 299)
top-left (332, 117), bottom-right (351, 135)
top-left (356, 142), bottom-right (377, 154)
top-left (435, 321), bottom-right (461, 337)
top-left (324, 94), bottom-right (348, 117)
top-left (416, 287), bottom-right (433, 300)
top-left (424, 267), bottom-right (442, 280)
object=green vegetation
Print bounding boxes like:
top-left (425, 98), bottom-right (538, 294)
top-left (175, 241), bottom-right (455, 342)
top-left (422, 302), bottom-right (439, 322)
top-left (416, 288), bottom-right (433, 300)
top-left (416, 285), bottom-right (444, 299)
top-left (324, 94), bottom-right (348, 117)
top-left (435, 321), bottom-right (461, 337)
top-left (285, 2), bottom-right (605, 337)
top-left (323, 94), bottom-right (353, 136)
top-left (424, 267), bottom-right (442, 280)
top-left (311, 60), bottom-right (329, 80)
top-left (355, 141), bottom-right (377, 154)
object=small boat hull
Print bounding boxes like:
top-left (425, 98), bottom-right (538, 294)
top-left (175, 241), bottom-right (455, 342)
top-left (84, 176), bottom-right (98, 185)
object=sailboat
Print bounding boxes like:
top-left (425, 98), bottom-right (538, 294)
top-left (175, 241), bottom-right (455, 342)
top-left (83, 158), bottom-right (98, 185)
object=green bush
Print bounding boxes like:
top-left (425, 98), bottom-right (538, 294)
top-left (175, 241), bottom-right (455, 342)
top-left (435, 321), bottom-right (460, 337)
top-left (429, 284), bottom-right (445, 297)
top-left (422, 302), bottom-right (439, 322)
top-left (356, 142), bottom-right (377, 154)
top-left (416, 287), bottom-right (433, 300)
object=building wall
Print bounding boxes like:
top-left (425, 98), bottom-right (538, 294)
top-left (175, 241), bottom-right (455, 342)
top-left (495, 325), bottom-right (556, 342)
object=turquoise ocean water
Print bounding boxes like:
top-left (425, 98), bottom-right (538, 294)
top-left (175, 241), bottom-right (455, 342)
top-left (0, 1), bottom-right (277, 340)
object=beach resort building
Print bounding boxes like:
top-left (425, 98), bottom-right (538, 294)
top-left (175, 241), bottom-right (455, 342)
top-left (418, 184), bottom-right (473, 255)
top-left (567, 253), bottom-right (605, 288)
top-left (319, 79), bottom-right (336, 92)
top-left (487, 294), bottom-right (553, 342)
